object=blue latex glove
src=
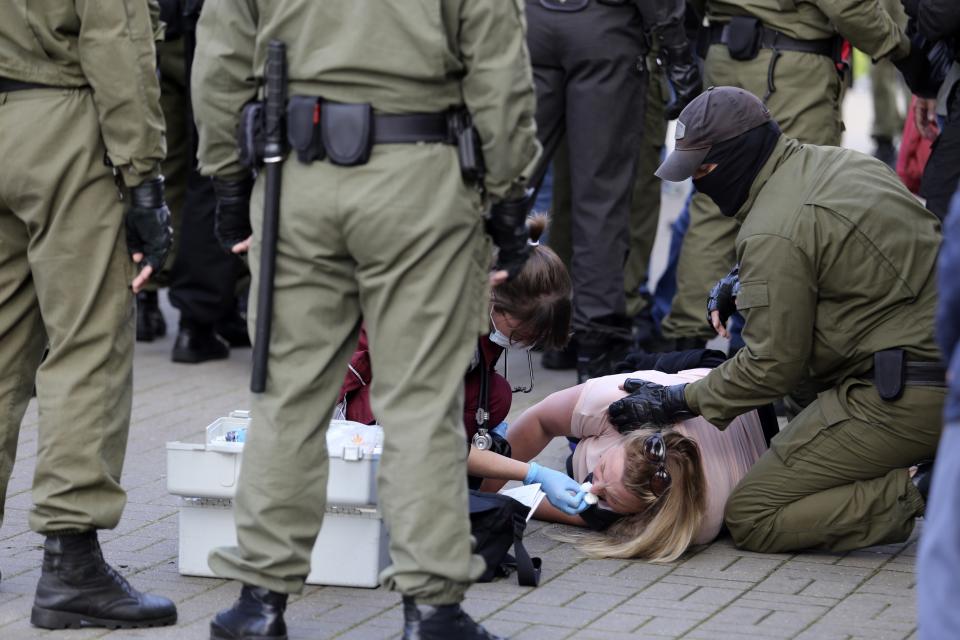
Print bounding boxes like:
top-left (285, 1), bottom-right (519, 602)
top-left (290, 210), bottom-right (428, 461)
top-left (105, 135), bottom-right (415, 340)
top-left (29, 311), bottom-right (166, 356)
top-left (523, 462), bottom-right (588, 515)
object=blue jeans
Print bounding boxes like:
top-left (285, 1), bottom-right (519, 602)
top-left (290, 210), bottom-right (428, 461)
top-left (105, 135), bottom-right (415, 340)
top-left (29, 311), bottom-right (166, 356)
top-left (918, 424), bottom-right (960, 640)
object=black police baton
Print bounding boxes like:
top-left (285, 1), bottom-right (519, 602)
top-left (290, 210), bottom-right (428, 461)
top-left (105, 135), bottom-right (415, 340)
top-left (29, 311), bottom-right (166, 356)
top-left (251, 41), bottom-right (287, 393)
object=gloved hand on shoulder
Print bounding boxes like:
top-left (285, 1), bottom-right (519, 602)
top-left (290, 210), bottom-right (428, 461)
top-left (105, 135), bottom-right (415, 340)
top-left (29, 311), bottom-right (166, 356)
top-left (524, 462), bottom-right (588, 515)
top-left (608, 380), bottom-right (693, 431)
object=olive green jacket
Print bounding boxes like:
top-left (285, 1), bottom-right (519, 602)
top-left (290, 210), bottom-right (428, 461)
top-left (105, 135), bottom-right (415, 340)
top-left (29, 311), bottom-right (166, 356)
top-left (0, 0), bottom-right (165, 186)
top-left (707, 0), bottom-right (910, 61)
top-left (192, 0), bottom-right (540, 199)
top-left (686, 136), bottom-right (942, 428)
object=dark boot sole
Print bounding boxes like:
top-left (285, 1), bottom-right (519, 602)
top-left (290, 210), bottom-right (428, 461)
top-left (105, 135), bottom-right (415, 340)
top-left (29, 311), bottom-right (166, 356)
top-left (210, 621), bottom-right (288, 640)
top-left (31, 606), bottom-right (176, 629)
top-left (171, 348), bottom-right (230, 364)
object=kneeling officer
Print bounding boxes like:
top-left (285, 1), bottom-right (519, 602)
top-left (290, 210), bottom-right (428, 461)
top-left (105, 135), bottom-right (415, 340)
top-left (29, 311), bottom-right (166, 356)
top-left (609, 86), bottom-right (945, 554)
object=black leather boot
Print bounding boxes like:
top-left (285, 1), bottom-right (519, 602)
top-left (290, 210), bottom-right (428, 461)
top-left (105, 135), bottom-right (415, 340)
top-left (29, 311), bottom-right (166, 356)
top-left (31, 531), bottom-right (176, 629)
top-left (402, 597), bottom-right (505, 640)
top-left (575, 331), bottom-right (632, 384)
top-left (210, 585), bottom-right (288, 640)
top-left (913, 460), bottom-right (935, 504)
top-left (136, 290), bottom-right (167, 342)
top-left (215, 311), bottom-right (252, 348)
top-left (541, 338), bottom-right (577, 370)
top-left (172, 323), bottom-right (230, 363)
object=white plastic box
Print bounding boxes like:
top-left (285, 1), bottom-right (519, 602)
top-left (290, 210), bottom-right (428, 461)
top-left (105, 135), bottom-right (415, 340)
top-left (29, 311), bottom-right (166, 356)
top-left (166, 413), bottom-right (389, 588)
top-left (177, 498), bottom-right (389, 588)
top-left (166, 412), bottom-right (381, 505)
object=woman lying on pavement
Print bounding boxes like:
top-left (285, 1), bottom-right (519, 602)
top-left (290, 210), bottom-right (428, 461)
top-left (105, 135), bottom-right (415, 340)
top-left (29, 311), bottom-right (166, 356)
top-left (472, 368), bottom-right (768, 562)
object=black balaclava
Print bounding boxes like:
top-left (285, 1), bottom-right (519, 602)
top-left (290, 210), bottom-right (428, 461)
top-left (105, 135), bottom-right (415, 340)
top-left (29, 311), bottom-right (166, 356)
top-left (693, 120), bottom-right (782, 217)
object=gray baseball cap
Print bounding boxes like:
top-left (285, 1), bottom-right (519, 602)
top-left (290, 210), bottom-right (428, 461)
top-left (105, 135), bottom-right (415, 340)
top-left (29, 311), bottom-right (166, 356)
top-left (655, 86), bottom-right (773, 182)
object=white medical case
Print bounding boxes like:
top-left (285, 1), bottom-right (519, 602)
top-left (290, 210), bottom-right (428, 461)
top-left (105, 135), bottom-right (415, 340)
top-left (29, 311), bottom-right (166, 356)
top-left (166, 412), bottom-right (389, 588)
top-left (176, 498), bottom-right (389, 588)
top-left (166, 411), bottom-right (381, 505)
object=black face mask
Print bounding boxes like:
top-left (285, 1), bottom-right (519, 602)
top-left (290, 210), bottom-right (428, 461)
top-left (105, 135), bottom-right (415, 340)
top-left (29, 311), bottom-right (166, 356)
top-left (693, 121), bottom-right (782, 217)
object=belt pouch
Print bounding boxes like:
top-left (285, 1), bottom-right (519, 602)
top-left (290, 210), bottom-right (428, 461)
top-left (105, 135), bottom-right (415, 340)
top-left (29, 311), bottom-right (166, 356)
top-left (237, 101), bottom-right (265, 169)
top-left (321, 101), bottom-right (373, 166)
top-left (874, 349), bottom-right (906, 401)
top-left (539, 0), bottom-right (589, 12)
top-left (448, 109), bottom-right (486, 184)
top-left (725, 16), bottom-right (763, 61)
top-left (287, 96), bottom-right (325, 164)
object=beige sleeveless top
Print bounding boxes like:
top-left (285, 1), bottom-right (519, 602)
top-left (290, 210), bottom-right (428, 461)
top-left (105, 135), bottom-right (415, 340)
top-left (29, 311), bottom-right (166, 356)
top-left (570, 369), bottom-right (769, 545)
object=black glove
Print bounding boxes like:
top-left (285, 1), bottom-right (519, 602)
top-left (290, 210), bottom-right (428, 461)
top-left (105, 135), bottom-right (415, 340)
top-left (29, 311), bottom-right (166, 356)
top-left (893, 37), bottom-right (940, 99)
top-left (706, 264), bottom-right (740, 328)
top-left (125, 176), bottom-right (173, 273)
top-left (658, 25), bottom-right (702, 121)
top-left (608, 380), bottom-right (693, 430)
top-left (212, 175), bottom-right (254, 254)
top-left (487, 194), bottom-right (531, 280)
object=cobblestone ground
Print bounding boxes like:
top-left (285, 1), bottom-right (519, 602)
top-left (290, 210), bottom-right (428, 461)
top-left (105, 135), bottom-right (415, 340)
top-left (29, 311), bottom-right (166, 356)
top-left (0, 82), bottom-right (922, 639)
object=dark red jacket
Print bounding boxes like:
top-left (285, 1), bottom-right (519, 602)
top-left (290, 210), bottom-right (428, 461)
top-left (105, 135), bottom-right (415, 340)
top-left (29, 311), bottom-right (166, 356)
top-left (337, 327), bottom-right (512, 440)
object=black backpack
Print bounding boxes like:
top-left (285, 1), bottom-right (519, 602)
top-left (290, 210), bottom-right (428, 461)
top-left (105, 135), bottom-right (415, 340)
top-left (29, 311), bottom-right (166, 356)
top-left (469, 490), bottom-right (541, 587)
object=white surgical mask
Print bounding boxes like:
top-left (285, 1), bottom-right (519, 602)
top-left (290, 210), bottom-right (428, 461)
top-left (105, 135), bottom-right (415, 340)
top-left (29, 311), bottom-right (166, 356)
top-left (489, 312), bottom-right (533, 351)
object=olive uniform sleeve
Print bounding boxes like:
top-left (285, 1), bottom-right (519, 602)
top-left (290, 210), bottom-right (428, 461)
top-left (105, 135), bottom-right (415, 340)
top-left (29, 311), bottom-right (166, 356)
top-left (74, 0), bottom-right (165, 187)
top-left (813, 0), bottom-right (910, 60)
top-left (192, 0), bottom-right (259, 180)
top-left (458, 0), bottom-right (541, 200)
top-left (685, 233), bottom-right (817, 428)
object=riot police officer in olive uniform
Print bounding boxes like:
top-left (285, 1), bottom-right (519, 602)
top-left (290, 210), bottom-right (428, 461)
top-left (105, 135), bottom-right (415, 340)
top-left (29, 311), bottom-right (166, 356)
top-left (0, 0), bottom-right (177, 629)
top-left (192, 1), bottom-right (539, 638)
top-left (610, 87), bottom-right (945, 555)
top-left (661, 0), bottom-right (921, 350)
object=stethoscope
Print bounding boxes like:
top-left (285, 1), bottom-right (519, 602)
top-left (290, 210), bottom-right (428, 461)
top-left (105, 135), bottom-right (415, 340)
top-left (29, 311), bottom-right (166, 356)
top-left (471, 344), bottom-right (534, 450)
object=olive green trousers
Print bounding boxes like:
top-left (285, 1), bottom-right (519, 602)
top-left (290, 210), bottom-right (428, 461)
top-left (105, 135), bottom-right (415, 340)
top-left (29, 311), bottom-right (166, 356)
top-left (0, 88), bottom-right (134, 534)
top-left (661, 45), bottom-right (844, 340)
top-left (208, 144), bottom-right (489, 603)
top-left (726, 379), bottom-right (943, 552)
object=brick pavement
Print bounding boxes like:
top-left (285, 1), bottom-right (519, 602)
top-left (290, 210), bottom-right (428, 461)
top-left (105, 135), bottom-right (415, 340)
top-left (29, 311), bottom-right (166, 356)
top-left (0, 81), bottom-right (923, 639)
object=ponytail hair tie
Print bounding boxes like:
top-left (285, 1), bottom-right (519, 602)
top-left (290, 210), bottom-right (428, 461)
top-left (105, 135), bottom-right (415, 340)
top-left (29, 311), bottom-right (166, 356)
top-left (528, 239), bottom-right (540, 246)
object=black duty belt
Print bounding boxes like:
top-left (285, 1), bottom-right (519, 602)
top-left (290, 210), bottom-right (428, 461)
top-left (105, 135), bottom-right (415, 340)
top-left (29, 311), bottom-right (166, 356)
top-left (278, 96), bottom-right (485, 173)
top-left (707, 23), bottom-right (838, 59)
top-left (865, 356), bottom-right (947, 404)
top-left (867, 361), bottom-right (947, 387)
top-left (0, 78), bottom-right (52, 92)
top-left (370, 112), bottom-right (454, 144)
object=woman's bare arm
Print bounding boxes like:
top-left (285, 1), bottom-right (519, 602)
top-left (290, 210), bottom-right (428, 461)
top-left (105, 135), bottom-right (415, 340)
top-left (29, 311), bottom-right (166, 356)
top-left (479, 384), bottom-right (583, 492)
top-left (467, 447), bottom-right (530, 481)
top-left (533, 499), bottom-right (587, 527)
top-left (506, 384), bottom-right (584, 462)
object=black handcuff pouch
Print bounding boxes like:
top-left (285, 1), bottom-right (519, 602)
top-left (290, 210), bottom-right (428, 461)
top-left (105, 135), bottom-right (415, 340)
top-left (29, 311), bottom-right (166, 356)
top-left (237, 101), bottom-right (266, 169)
top-left (725, 16), bottom-right (763, 61)
top-left (874, 348), bottom-right (906, 402)
top-left (321, 101), bottom-right (373, 166)
top-left (286, 96), bottom-right (326, 164)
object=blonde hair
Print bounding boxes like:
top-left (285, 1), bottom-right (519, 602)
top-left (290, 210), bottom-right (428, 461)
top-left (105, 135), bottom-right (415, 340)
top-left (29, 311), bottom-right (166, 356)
top-left (562, 429), bottom-right (707, 563)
